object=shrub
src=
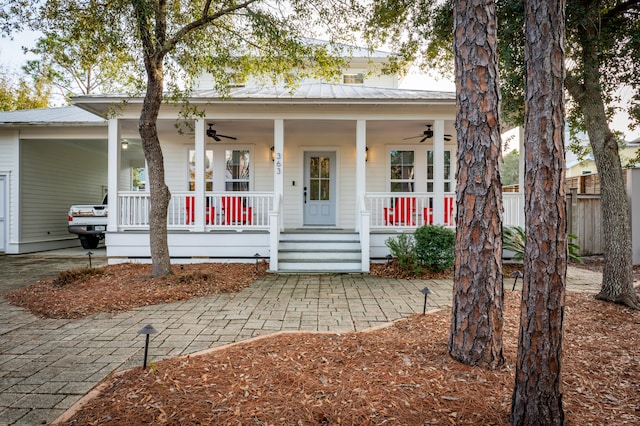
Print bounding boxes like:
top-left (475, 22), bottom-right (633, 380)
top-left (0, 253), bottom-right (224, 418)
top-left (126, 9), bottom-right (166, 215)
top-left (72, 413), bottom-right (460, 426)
top-left (503, 226), bottom-right (526, 261)
top-left (385, 233), bottom-right (421, 276)
top-left (503, 225), bottom-right (583, 263)
top-left (414, 225), bottom-right (456, 272)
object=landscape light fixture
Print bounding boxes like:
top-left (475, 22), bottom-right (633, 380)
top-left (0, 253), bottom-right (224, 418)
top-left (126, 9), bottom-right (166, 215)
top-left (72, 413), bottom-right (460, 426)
top-left (420, 287), bottom-right (432, 315)
top-left (86, 251), bottom-right (93, 268)
top-left (137, 324), bottom-right (158, 370)
top-left (254, 253), bottom-right (261, 272)
top-left (511, 270), bottom-right (523, 291)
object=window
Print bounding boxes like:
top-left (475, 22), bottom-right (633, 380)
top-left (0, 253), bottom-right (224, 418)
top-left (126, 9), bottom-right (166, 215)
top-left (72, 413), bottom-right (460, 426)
top-left (343, 73), bottom-right (364, 84)
top-left (427, 150), bottom-right (453, 192)
top-left (132, 167), bottom-right (146, 191)
top-left (188, 149), bottom-right (214, 191)
top-left (225, 149), bottom-right (250, 191)
top-left (390, 150), bottom-right (415, 192)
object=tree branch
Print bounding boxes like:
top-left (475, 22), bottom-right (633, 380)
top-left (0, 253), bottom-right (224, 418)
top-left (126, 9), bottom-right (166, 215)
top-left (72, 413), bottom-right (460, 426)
top-left (162, 0), bottom-right (260, 56)
top-left (602, 0), bottom-right (640, 24)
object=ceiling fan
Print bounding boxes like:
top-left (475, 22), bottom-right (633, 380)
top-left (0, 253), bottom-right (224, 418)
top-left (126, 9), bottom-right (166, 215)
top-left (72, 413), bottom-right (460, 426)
top-left (403, 124), bottom-right (452, 143)
top-left (207, 123), bottom-right (237, 141)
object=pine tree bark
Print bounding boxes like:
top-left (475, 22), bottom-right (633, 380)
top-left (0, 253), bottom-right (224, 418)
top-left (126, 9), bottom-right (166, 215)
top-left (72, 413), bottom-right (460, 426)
top-left (448, 0), bottom-right (504, 369)
top-left (511, 0), bottom-right (566, 423)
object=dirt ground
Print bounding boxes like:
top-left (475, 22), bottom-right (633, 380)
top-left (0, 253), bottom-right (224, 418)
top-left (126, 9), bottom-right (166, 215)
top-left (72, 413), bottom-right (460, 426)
top-left (4, 259), bottom-right (640, 425)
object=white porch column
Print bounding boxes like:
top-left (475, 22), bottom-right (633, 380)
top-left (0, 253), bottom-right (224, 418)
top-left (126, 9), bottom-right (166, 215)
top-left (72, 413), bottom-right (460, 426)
top-left (355, 119), bottom-right (367, 231)
top-left (193, 119), bottom-right (206, 231)
top-left (273, 119), bottom-right (284, 200)
top-left (107, 118), bottom-right (120, 233)
top-left (270, 119), bottom-right (284, 270)
top-left (433, 120), bottom-right (445, 224)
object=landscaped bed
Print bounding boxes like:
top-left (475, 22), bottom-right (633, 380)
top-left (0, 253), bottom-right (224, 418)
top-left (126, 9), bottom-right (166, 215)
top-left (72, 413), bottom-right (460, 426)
top-left (4, 261), bottom-right (640, 424)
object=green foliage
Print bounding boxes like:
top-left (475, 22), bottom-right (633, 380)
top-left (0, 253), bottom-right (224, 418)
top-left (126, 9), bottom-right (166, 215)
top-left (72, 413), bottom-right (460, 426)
top-left (23, 31), bottom-right (142, 101)
top-left (385, 233), bottom-right (421, 276)
top-left (414, 225), bottom-right (455, 272)
top-left (503, 226), bottom-right (583, 263)
top-left (0, 68), bottom-right (50, 111)
top-left (503, 226), bottom-right (526, 261)
top-left (502, 149), bottom-right (519, 186)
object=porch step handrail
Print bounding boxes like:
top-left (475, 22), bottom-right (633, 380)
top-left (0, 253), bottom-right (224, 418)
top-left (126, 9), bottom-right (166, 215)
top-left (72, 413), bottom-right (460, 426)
top-left (117, 191), bottom-right (274, 230)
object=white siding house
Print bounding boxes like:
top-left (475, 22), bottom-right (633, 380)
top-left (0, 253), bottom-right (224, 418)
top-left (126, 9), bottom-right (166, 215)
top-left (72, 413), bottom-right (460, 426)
top-left (0, 107), bottom-right (107, 254)
top-left (2, 49), bottom-right (525, 269)
top-left (72, 80), bottom-right (461, 272)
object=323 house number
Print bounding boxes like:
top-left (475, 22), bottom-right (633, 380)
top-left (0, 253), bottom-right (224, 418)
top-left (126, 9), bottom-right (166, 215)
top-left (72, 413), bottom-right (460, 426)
top-left (275, 152), bottom-right (282, 174)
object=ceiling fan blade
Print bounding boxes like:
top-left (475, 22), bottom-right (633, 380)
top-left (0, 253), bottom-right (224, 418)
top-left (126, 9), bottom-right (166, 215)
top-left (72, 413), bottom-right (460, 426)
top-left (213, 135), bottom-right (221, 142)
top-left (403, 135), bottom-right (421, 140)
top-left (420, 136), bottom-right (429, 143)
top-left (218, 134), bottom-right (237, 140)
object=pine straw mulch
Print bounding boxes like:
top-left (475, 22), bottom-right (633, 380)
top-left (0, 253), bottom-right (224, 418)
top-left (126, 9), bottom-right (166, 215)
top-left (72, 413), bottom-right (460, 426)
top-left (55, 291), bottom-right (640, 425)
top-left (5, 262), bottom-right (268, 319)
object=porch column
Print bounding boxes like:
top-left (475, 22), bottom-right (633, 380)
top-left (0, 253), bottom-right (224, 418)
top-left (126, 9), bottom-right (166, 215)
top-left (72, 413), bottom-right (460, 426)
top-left (193, 119), bottom-right (206, 231)
top-left (270, 119), bottom-right (284, 271)
top-left (355, 119), bottom-right (367, 231)
top-left (107, 118), bottom-right (120, 233)
top-left (273, 119), bottom-right (284, 201)
top-left (432, 120), bottom-right (445, 224)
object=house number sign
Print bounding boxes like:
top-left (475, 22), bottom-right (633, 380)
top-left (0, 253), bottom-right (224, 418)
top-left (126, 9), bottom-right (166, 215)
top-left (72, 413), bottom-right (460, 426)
top-left (275, 152), bottom-right (282, 174)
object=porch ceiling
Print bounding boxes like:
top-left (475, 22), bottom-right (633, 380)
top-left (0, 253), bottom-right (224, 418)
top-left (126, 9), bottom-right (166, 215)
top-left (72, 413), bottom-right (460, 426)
top-left (117, 119), bottom-right (457, 145)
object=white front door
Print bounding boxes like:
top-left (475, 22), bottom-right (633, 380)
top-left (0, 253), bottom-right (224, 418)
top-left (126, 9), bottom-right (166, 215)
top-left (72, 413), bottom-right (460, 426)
top-left (303, 151), bottom-right (336, 226)
top-left (0, 175), bottom-right (6, 252)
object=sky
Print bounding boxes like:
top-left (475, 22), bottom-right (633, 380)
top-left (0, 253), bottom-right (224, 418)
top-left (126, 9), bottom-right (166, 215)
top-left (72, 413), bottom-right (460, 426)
top-left (1, 32), bottom-right (638, 143)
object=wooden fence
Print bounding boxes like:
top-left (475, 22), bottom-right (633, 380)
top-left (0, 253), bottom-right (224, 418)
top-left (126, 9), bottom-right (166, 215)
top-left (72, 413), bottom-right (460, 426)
top-left (567, 188), bottom-right (602, 255)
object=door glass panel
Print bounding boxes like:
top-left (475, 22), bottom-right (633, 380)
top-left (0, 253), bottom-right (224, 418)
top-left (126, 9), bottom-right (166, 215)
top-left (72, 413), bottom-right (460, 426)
top-left (309, 156), bottom-right (331, 201)
top-left (320, 180), bottom-right (330, 200)
top-left (310, 180), bottom-right (319, 201)
top-left (321, 158), bottom-right (330, 178)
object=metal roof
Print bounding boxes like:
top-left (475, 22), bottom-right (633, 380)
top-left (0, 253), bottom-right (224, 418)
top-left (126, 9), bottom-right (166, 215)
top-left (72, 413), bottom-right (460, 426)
top-left (0, 106), bottom-right (105, 126)
top-left (195, 83), bottom-right (455, 101)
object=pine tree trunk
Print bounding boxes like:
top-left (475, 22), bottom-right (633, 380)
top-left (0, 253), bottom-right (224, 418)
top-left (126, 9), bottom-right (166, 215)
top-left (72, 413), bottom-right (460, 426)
top-left (139, 60), bottom-right (172, 278)
top-left (448, 0), bottom-right (504, 369)
top-left (511, 0), bottom-right (566, 423)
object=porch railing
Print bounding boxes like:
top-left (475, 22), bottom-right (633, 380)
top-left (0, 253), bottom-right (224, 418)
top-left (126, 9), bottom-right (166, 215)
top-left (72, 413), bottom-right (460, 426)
top-left (365, 192), bottom-right (524, 230)
top-left (364, 192), bottom-right (456, 229)
top-left (118, 191), bottom-right (274, 230)
top-left (503, 193), bottom-right (525, 227)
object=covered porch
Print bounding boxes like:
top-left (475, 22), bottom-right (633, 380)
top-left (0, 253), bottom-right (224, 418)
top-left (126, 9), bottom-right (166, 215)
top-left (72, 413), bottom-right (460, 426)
top-left (75, 85), bottom-right (524, 272)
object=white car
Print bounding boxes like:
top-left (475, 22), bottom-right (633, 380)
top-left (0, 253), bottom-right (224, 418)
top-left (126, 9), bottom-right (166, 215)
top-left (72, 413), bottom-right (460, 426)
top-left (68, 195), bottom-right (108, 249)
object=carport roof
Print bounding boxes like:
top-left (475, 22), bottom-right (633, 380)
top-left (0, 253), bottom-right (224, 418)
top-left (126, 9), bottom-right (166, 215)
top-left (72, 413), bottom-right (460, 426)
top-left (0, 106), bottom-right (105, 126)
